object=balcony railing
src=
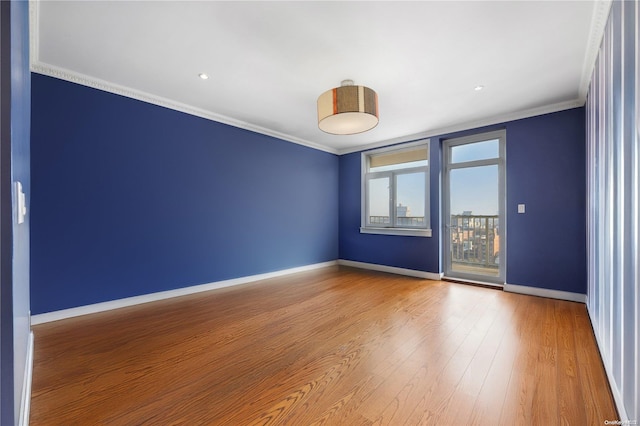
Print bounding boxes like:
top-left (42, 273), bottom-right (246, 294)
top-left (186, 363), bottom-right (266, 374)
top-left (449, 214), bottom-right (499, 270)
top-left (369, 214), bottom-right (498, 275)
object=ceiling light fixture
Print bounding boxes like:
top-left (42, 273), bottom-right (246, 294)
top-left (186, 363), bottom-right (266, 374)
top-left (474, 85), bottom-right (484, 91)
top-left (198, 73), bottom-right (209, 80)
top-left (317, 80), bottom-right (378, 135)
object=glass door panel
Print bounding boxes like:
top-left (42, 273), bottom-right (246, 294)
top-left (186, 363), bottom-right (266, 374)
top-left (448, 165), bottom-right (500, 277)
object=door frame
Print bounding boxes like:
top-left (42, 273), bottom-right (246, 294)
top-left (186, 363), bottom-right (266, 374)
top-left (442, 129), bottom-right (506, 285)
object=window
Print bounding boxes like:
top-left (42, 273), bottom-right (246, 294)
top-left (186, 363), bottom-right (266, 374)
top-left (361, 140), bottom-right (431, 237)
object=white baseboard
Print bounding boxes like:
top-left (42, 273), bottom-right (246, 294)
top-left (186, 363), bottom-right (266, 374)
top-left (504, 283), bottom-right (587, 303)
top-left (586, 307), bottom-right (630, 422)
top-left (337, 259), bottom-right (443, 281)
top-left (19, 331), bottom-right (34, 426)
top-left (31, 261), bottom-right (338, 325)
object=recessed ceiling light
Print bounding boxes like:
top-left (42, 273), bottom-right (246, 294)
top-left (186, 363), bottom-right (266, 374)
top-left (198, 73), bottom-right (209, 80)
top-left (474, 85), bottom-right (484, 91)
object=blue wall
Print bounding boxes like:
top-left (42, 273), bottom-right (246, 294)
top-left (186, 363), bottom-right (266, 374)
top-left (1, 0), bottom-right (31, 423)
top-left (30, 74), bottom-right (339, 315)
top-left (505, 109), bottom-right (586, 293)
top-left (338, 139), bottom-right (441, 273)
top-left (339, 107), bottom-right (586, 294)
top-left (31, 77), bottom-right (586, 317)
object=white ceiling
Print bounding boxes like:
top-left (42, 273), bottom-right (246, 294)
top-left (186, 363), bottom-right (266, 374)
top-left (30, 1), bottom-right (610, 154)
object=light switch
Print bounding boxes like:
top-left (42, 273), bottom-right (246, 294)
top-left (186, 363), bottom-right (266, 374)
top-left (517, 204), bottom-right (525, 214)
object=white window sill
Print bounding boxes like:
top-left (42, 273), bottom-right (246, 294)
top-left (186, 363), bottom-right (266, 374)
top-left (360, 227), bottom-right (432, 237)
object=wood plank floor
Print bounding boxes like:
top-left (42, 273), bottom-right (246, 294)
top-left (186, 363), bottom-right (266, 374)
top-left (30, 266), bottom-right (618, 425)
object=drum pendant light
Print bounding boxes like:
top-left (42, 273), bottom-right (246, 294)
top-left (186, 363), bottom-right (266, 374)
top-left (317, 80), bottom-right (379, 135)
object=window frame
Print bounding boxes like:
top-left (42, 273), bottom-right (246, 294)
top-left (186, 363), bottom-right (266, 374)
top-left (360, 139), bottom-right (431, 237)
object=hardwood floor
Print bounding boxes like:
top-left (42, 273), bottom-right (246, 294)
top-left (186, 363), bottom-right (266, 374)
top-left (30, 266), bottom-right (618, 425)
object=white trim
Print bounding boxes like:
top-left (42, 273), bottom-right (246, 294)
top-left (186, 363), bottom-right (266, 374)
top-left (338, 259), bottom-right (442, 281)
top-left (578, 0), bottom-right (613, 101)
top-left (28, 0), bottom-right (39, 69)
top-left (359, 227), bottom-right (432, 237)
top-left (18, 331), bottom-right (34, 426)
top-left (29, 64), bottom-right (338, 155)
top-left (587, 307), bottom-right (630, 423)
top-left (30, 59), bottom-right (584, 159)
top-left (338, 99), bottom-right (583, 155)
top-left (31, 261), bottom-right (337, 325)
top-left (28, 0), bottom-right (598, 159)
top-left (504, 283), bottom-right (587, 303)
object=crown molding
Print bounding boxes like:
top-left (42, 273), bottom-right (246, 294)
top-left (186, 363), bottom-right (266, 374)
top-left (337, 98), bottom-right (584, 155)
top-left (578, 0), bottom-right (612, 101)
top-left (28, 0), bottom-right (597, 158)
top-left (29, 63), bottom-right (582, 159)
top-left (29, 0), bottom-right (39, 69)
top-left (30, 63), bottom-right (339, 155)
top-left (28, 1), bottom-right (338, 154)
